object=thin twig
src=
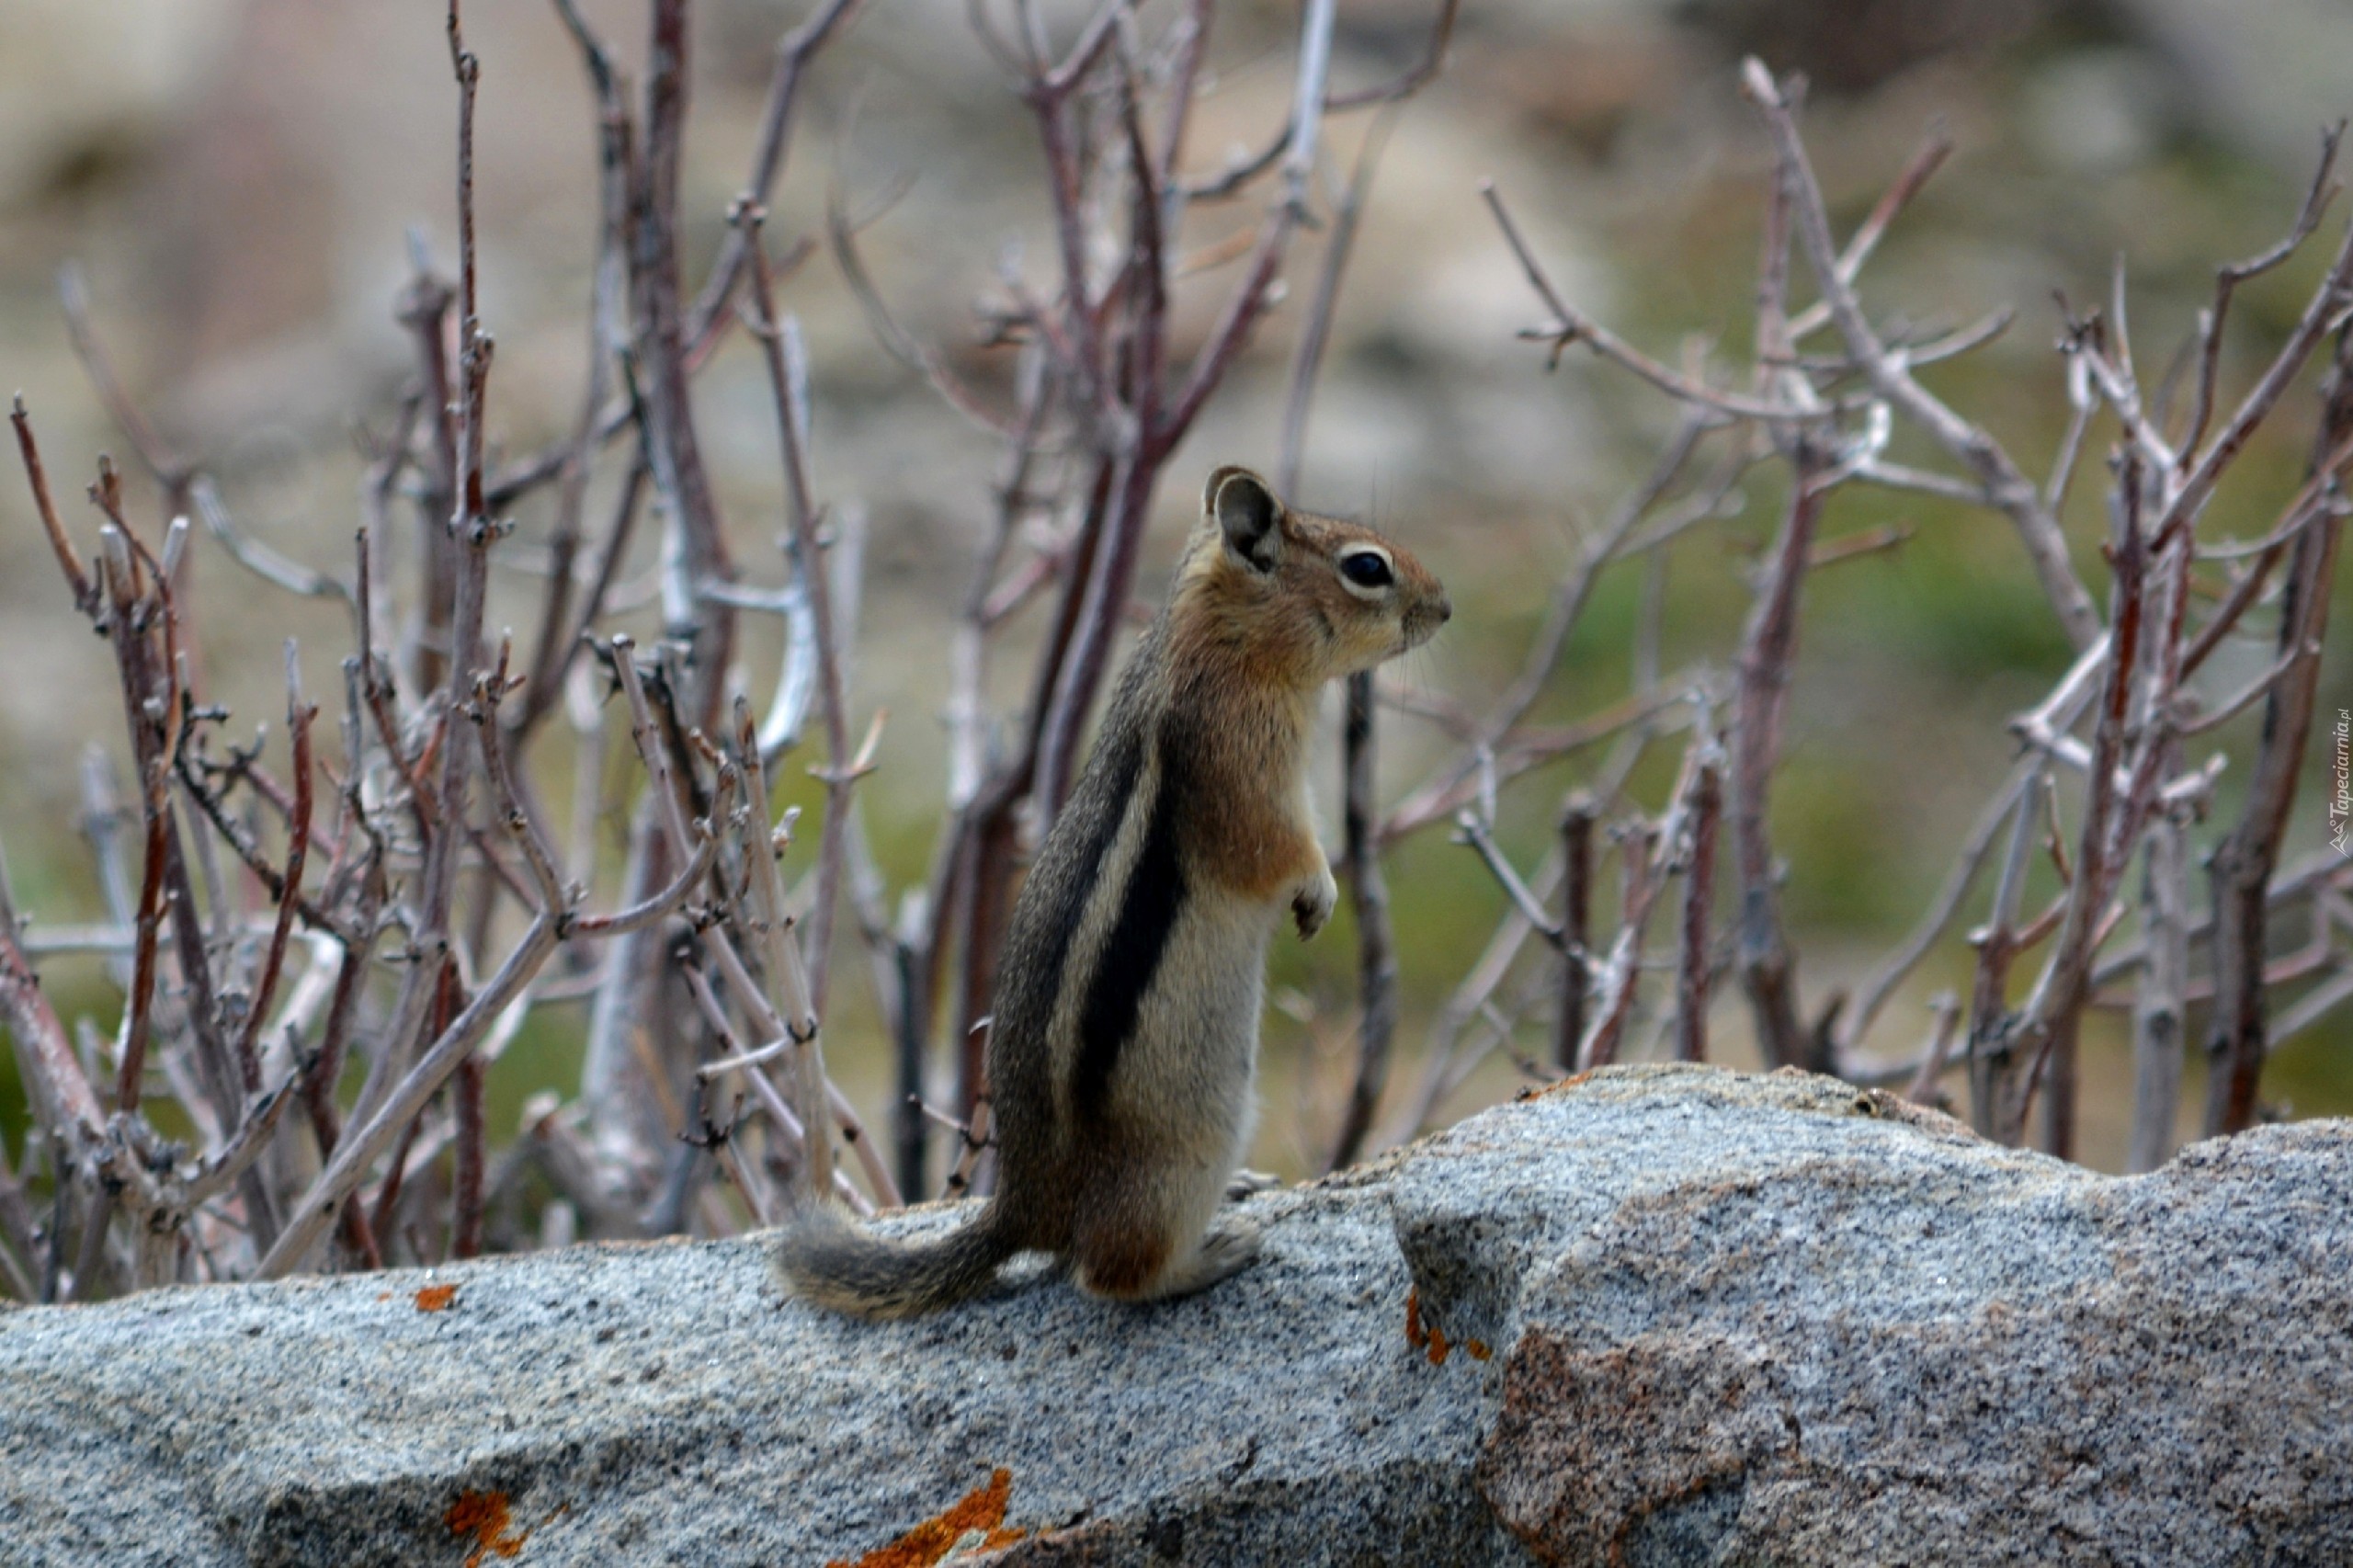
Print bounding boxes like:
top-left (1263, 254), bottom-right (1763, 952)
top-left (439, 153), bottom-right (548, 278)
top-left (2180, 123), bottom-right (2345, 465)
top-left (1837, 755), bottom-right (2044, 1055)
top-left (1483, 180), bottom-right (1808, 423)
top-left (229, 646), bottom-right (317, 1094)
top-left (683, 0), bottom-right (869, 347)
top-left (1180, 0), bottom-right (1459, 199)
top-left (10, 396), bottom-right (96, 613)
top-left (58, 265), bottom-right (189, 496)
top-left (191, 478), bottom-right (347, 603)
top-left (733, 203), bottom-right (856, 1020)
top-left (1455, 812), bottom-right (1561, 938)
top-left (1900, 992), bottom-right (1963, 1105)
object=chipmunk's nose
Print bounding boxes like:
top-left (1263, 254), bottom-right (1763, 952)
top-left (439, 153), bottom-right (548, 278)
top-left (1436, 596), bottom-right (1453, 625)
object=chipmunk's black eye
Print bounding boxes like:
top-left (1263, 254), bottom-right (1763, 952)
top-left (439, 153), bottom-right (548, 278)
top-left (1339, 550), bottom-right (1393, 589)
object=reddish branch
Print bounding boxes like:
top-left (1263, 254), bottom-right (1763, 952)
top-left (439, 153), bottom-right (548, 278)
top-left (1729, 451), bottom-right (1825, 1073)
top-left (1553, 798), bottom-right (1596, 1071)
top-left (9, 398), bottom-right (94, 613)
top-left (1676, 760), bottom-right (1722, 1063)
top-left (230, 654), bottom-right (316, 1095)
top-left (0, 912), bottom-right (106, 1151)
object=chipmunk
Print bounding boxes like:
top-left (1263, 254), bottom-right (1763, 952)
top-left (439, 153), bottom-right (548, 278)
top-left (775, 465), bottom-right (1449, 1317)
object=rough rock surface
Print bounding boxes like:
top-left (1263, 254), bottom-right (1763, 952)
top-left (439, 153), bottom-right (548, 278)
top-left (3, 1064), bottom-right (2347, 1566)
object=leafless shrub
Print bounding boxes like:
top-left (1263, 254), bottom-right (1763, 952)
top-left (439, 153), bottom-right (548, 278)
top-left (4, 4), bottom-right (2347, 1307)
top-left (0, 0), bottom-right (1454, 1298)
top-left (1384, 62), bottom-right (2353, 1165)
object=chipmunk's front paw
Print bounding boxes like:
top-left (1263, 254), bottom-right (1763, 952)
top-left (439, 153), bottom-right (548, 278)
top-left (1224, 1167), bottom-right (1279, 1201)
top-left (1292, 865), bottom-right (1338, 941)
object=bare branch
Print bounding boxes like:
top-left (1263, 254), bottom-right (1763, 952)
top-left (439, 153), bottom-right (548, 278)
top-left (1740, 59), bottom-right (2101, 650)
top-left (0, 906), bottom-right (106, 1151)
top-left (2206, 322), bottom-right (2353, 1134)
top-left (684, 0), bottom-right (869, 347)
top-left (1279, 0), bottom-right (1337, 216)
top-left (1674, 756), bottom-right (1722, 1062)
top-left (1729, 446), bottom-right (1824, 1072)
top-left (10, 396), bottom-right (95, 612)
top-left (734, 203), bottom-right (856, 1020)
top-left (261, 911), bottom-right (561, 1277)
top-left (1180, 0), bottom-right (1460, 199)
top-left (2128, 807), bottom-right (2189, 1172)
top-left (58, 264), bottom-right (188, 495)
top-left (1455, 812), bottom-right (1561, 938)
top-left (191, 478), bottom-right (347, 603)
top-left (2180, 122), bottom-right (2345, 463)
top-left (2157, 202), bottom-right (2353, 545)
top-left (229, 647), bottom-right (318, 1093)
top-left (1484, 180), bottom-right (1802, 422)
top-left (1784, 124), bottom-right (1954, 343)
top-left (1838, 756), bottom-right (2043, 1056)
top-left (1578, 822), bottom-right (1660, 1072)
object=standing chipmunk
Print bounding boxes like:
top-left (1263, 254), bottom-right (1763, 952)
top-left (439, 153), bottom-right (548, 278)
top-left (775, 465), bottom-right (1449, 1317)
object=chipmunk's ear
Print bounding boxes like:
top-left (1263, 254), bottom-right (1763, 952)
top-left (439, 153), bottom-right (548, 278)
top-left (1208, 465), bottom-right (1283, 573)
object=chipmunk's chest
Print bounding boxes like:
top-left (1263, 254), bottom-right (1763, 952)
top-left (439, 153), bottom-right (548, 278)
top-left (1151, 694), bottom-right (1319, 901)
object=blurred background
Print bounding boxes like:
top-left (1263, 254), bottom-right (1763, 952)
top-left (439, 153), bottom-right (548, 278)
top-left (5, 0), bottom-right (2353, 1183)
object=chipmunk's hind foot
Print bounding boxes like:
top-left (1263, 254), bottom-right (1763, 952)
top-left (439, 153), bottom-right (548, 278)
top-left (1074, 1217), bottom-right (1261, 1303)
top-left (1170, 1219), bottom-right (1262, 1295)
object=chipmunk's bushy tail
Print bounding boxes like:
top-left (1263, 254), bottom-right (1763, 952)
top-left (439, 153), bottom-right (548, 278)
top-left (772, 1202), bottom-right (1018, 1319)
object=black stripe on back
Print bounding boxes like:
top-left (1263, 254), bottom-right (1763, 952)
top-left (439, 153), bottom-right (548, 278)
top-left (1019, 724), bottom-right (1146, 1033)
top-left (1072, 731), bottom-right (1188, 1117)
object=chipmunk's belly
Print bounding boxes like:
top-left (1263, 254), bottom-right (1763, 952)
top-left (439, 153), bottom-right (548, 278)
top-left (1113, 892), bottom-right (1276, 1159)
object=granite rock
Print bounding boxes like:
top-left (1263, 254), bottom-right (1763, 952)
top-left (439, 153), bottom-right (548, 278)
top-left (2, 1064), bottom-right (2346, 1565)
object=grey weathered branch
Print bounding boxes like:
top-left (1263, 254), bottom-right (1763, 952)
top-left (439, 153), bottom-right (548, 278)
top-left (1740, 59), bottom-right (2100, 651)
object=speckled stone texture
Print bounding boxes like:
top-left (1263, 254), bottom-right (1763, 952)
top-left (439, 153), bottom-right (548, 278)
top-left (1, 1064), bottom-right (2346, 1566)
top-left (1423, 1067), bottom-right (2353, 1566)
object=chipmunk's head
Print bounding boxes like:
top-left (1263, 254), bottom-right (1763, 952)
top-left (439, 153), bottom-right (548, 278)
top-left (1184, 465), bottom-right (1450, 684)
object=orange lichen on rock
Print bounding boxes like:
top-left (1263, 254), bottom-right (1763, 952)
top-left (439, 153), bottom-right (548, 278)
top-left (1537, 1068), bottom-right (1597, 1098)
top-left (826, 1467), bottom-right (1027, 1568)
top-left (415, 1284), bottom-right (459, 1312)
top-left (1466, 1339), bottom-right (1493, 1361)
top-left (445, 1490), bottom-right (529, 1566)
top-left (1404, 1287), bottom-right (1450, 1365)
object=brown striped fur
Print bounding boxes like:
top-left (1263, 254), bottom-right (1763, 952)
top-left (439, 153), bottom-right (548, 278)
top-left (774, 466), bottom-right (1448, 1317)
